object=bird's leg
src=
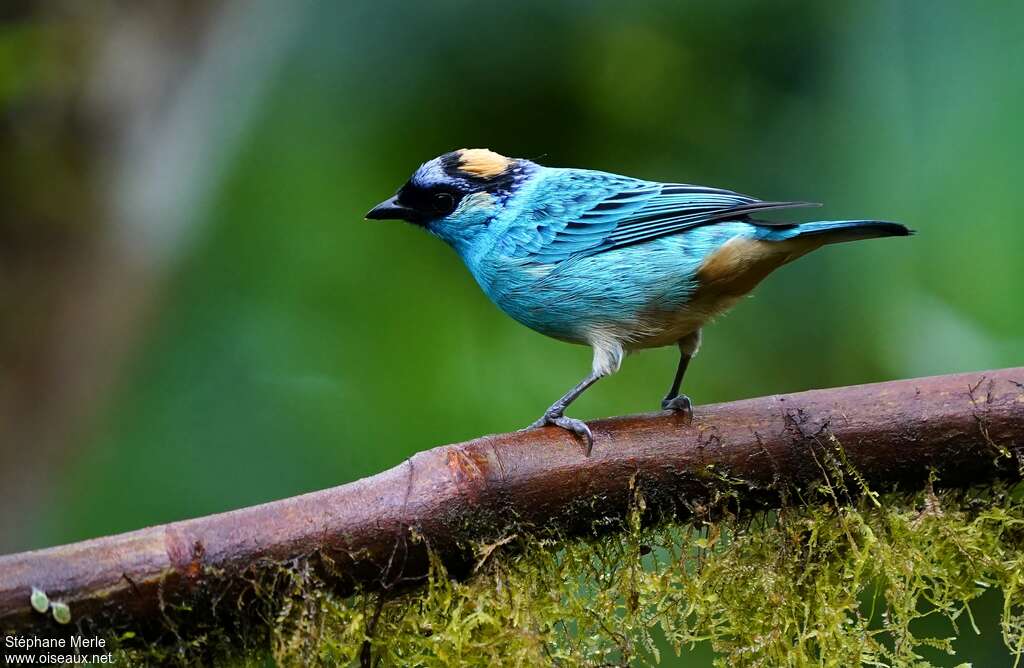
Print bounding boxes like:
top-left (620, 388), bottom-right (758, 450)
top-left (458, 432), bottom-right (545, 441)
top-left (528, 339), bottom-right (622, 455)
top-left (528, 372), bottom-right (602, 453)
top-left (661, 354), bottom-right (692, 414)
top-left (661, 330), bottom-right (701, 421)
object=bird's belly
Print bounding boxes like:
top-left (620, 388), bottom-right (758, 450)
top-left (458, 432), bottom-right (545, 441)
top-left (626, 292), bottom-right (743, 350)
top-left (488, 275), bottom-right (738, 351)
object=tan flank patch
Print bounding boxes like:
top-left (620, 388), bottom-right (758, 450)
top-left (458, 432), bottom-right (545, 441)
top-left (696, 235), bottom-right (821, 297)
top-left (458, 148), bottom-right (512, 179)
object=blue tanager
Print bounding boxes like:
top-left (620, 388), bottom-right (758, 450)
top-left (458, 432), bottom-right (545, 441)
top-left (368, 149), bottom-right (911, 453)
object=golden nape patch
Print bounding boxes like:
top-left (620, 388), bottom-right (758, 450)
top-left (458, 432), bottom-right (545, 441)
top-left (458, 148), bottom-right (512, 179)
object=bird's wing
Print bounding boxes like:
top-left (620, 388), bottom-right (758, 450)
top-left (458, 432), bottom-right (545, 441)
top-left (509, 171), bottom-right (818, 265)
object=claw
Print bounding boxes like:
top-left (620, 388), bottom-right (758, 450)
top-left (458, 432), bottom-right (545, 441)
top-left (661, 394), bottom-right (694, 424)
top-left (526, 413), bottom-right (595, 456)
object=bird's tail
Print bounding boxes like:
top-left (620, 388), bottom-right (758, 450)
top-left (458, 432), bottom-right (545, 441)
top-left (785, 219), bottom-right (913, 245)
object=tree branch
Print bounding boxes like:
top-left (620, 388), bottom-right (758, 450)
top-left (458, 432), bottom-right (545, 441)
top-left (2, 368), bottom-right (1022, 640)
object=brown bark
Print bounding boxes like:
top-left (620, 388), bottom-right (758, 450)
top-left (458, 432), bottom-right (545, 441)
top-left (1, 368), bottom-right (1022, 639)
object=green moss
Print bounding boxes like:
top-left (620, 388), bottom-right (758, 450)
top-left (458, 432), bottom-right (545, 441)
top-left (112, 474), bottom-right (1024, 667)
top-left (252, 482), bottom-right (1020, 667)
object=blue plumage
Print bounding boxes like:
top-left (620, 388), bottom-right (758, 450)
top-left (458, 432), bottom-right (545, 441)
top-left (367, 149), bottom-right (911, 452)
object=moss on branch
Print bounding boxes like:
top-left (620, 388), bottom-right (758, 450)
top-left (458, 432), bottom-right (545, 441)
top-left (114, 479), bottom-right (1024, 667)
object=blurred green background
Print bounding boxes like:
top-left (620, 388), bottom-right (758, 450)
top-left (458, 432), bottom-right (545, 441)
top-left (1, 1), bottom-right (1021, 664)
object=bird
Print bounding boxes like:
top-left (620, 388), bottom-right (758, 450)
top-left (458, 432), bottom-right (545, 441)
top-left (367, 148), bottom-right (911, 454)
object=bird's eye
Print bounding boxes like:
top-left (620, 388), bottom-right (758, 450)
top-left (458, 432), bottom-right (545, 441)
top-left (432, 192), bottom-right (456, 215)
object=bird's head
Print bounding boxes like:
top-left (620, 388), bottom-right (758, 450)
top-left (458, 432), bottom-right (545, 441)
top-left (366, 148), bottom-right (533, 250)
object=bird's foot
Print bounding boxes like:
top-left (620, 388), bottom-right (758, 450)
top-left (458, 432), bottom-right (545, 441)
top-left (661, 394), bottom-right (693, 424)
top-left (527, 413), bottom-right (594, 455)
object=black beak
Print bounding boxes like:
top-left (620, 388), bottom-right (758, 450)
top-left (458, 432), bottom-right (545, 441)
top-left (366, 195), bottom-right (415, 222)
